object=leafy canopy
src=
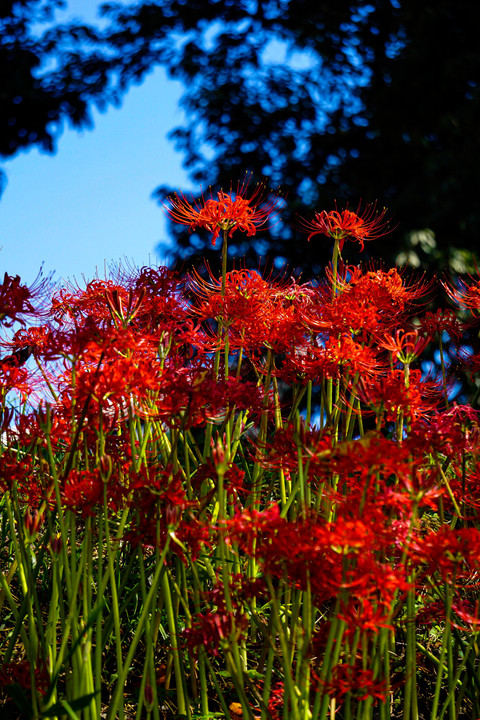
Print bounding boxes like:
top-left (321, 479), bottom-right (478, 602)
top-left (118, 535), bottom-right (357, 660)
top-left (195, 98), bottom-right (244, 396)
top-left (3, 0), bottom-right (479, 274)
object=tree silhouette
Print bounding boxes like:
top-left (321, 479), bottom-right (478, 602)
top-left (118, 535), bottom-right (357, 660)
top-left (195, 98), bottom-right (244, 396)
top-left (0, 0), bottom-right (118, 193)
top-left (99, 0), bottom-right (480, 274)
top-left (3, 1), bottom-right (478, 276)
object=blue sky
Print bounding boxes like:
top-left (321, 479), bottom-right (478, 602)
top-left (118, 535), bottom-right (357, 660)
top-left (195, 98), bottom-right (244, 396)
top-left (1, 0), bottom-right (190, 287)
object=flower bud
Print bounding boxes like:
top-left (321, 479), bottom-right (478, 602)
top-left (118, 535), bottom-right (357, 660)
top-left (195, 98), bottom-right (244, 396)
top-left (211, 433), bottom-right (229, 473)
top-left (24, 508), bottom-right (42, 538)
top-left (144, 680), bottom-right (154, 707)
top-left (50, 534), bottom-right (62, 556)
top-left (99, 453), bottom-right (113, 482)
top-left (165, 504), bottom-right (179, 529)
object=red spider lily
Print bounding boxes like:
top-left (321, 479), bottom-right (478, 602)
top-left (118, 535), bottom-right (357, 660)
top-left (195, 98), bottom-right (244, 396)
top-left (189, 266), bottom-right (311, 358)
top-left (0, 363), bottom-right (32, 403)
top-left (417, 404), bottom-right (480, 461)
top-left (337, 597), bottom-right (394, 636)
top-left (226, 506), bottom-right (409, 605)
top-left (443, 273), bottom-right (480, 315)
top-left (24, 507), bottom-right (43, 537)
top-left (441, 461), bottom-right (480, 514)
top-left (185, 604), bottom-right (249, 657)
top-left (310, 431), bottom-right (412, 479)
top-left (145, 364), bottom-right (266, 429)
top-left (193, 459), bottom-right (249, 504)
top-left (355, 369), bottom-right (442, 425)
top-left (251, 422), bottom-right (334, 476)
top-left (283, 335), bottom-right (383, 383)
top-left (296, 203), bottom-right (391, 251)
top-left (184, 574), bottom-right (261, 657)
top-left (105, 285), bottom-right (147, 327)
top-left (0, 452), bottom-right (47, 506)
top-left (189, 266), bottom-right (275, 330)
top-left (0, 660), bottom-right (50, 696)
top-left (452, 343), bottom-right (480, 381)
top-left (331, 264), bottom-right (432, 306)
top-left (51, 267), bottom-right (187, 335)
top-left (0, 271), bottom-right (49, 327)
top-left (123, 466), bottom-right (211, 560)
top-left (420, 308), bottom-right (463, 339)
top-left (69, 329), bottom-right (161, 409)
top-left (380, 329), bottom-right (430, 364)
top-left (0, 452), bottom-right (32, 495)
top-left (450, 599), bottom-right (480, 631)
top-left (409, 526), bottom-right (480, 580)
top-left (304, 431), bottom-right (443, 513)
top-left (165, 178), bottom-right (283, 246)
top-left (266, 682), bottom-right (284, 720)
top-left (321, 663), bottom-right (388, 703)
top-left (51, 279), bottom-right (117, 326)
top-left (5, 325), bottom-right (54, 360)
top-left (62, 469), bottom-right (110, 517)
top-left (9, 407), bottom-right (69, 454)
top-left (300, 266), bottom-right (432, 343)
top-left (300, 283), bottom-right (394, 340)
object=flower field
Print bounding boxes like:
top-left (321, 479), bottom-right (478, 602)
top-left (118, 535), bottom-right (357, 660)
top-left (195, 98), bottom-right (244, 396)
top-left (1, 183), bottom-right (480, 719)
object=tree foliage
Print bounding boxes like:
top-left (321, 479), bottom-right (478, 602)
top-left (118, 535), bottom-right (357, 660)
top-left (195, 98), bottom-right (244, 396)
top-left (0, 0), bottom-right (117, 192)
top-left (3, 0), bottom-right (479, 275)
top-left (99, 0), bottom-right (480, 273)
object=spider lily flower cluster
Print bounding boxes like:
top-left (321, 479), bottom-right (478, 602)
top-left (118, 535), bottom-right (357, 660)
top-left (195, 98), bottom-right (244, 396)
top-left (2, 186), bottom-right (480, 720)
top-left (295, 202), bottom-right (390, 251)
top-left (165, 177), bottom-right (283, 246)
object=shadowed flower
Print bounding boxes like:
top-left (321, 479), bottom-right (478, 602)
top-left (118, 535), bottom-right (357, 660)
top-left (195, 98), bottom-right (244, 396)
top-left (165, 177), bottom-right (283, 246)
top-left (296, 203), bottom-right (391, 251)
top-left (0, 270), bottom-right (51, 326)
top-left (443, 273), bottom-right (480, 316)
top-left (322, 663), bottom-right (388, 703)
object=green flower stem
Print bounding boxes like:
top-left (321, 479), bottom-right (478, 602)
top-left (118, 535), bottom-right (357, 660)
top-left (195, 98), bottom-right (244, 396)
top-left (312, 613), bottom-right (346, 720)
top-left (0, 572), bottom-right (32, 665)
top-left (204, 229), bottom-right (231, 461)
top-left (438, 335), bottom-right (449, 409)
top-left (202, 651), bottom-right (233, 719)
top-left (250, 347), bottom-right (275, 504)
top-left (189, 560), bottom-right (210, 718)
top-left (287, 384), bottom-right (308, 424)
top-left (438, 633), bottom-right (477, 720)
top-left (180, 430), bottom-right (194, 500)
top-left (261, 643), bottom-right (275, 720)
top-left (45, 551), bottom-right (60, 709)
top-left (43, 414), bottom-right (73, 603)
top-left (430, 582), bottom-right (453, 720)
top-left (265, 575), bottom-right (300, 720)
top-left (295, 424), bottom-right (310, 514)
top-left (217, 465), bottom-right (248, 679)
top-left (296, 577), bottom-right (314, 720)
top-left (136, 548), bottom-right (160, 720)
top-left (331, 239), bottom-right (341, 300)
top-left (34, 354), bottom-right (59, 402)
top-left (306, 379), bottom-right (313, 426)
top-left (107, 534), bottom-right (172, 720)
top-left (103, 493), bottom-right (125, 720)
top-left (221, 227), bottom-right (228, 297)
top-left (403, 578), bottom-right (418, 720)
top-left (160, 566), bottom-right (189, 718)
top-left (224, 646), bottom-right (256, 720)
top-left (435, 459), bottom-right (462, 518)
top-left (5, 494), bottom-right (39, 661)
top-left (95, 510), bottom-right (104, 720)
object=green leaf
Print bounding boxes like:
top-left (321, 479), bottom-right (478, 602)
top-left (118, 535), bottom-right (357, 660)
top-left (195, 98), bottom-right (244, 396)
top-left (42, 600), bottom-right (105, 706)
top-left (41, 691), bottom-right (99, 718)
